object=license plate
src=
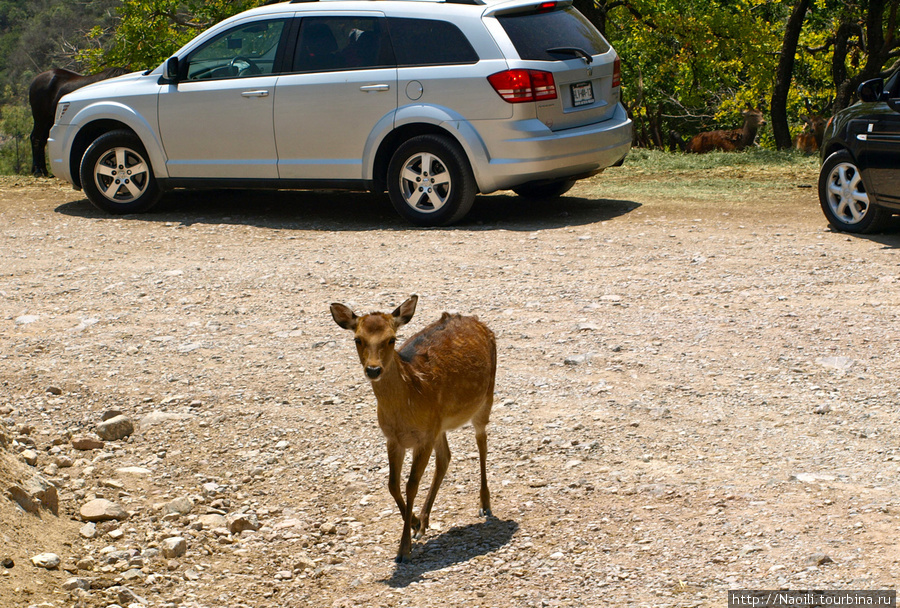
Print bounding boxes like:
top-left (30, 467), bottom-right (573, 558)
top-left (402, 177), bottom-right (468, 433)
top-left (571, 81), bottom-right (594, 107)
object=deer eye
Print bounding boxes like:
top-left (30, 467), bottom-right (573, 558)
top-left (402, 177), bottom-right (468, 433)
top-left (388, 338), bottom-right (396, 346)
top-left (354, 338), bottom-right (362, 346)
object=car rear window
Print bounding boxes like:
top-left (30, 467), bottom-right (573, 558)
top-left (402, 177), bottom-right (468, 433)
top-left (497, 6), bottom-right (610, 61)
top-left (388, 18), bottom-right (479, 66)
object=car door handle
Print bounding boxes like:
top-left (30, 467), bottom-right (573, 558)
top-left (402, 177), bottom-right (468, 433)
top-left (241, 90), bottom-right (270, 98)
top-left (360, 84), bottom-right (390, 92)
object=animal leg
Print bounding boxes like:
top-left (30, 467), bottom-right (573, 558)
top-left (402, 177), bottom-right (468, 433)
top-left (397, 442), bottom-right (432, 563)
top-left (386, 440), bottom-right (408, 521)
top-left (416, 432), bottom-right (450, 538)
top-left (30, 124), bottom-right (49, 177)
top-left (475, 424), bottom-right (491, 517)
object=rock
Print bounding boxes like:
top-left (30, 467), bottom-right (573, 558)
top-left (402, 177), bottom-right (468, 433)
top-left (791, 473), bottom-right (836, 484)
top-left (803, 553), bottom-right (834, 567)
top-left (115, 466), bottom-right (152, 476)
top-left (2, 558), bottom-right (13, 568)
top-left (71, 434), bottom-right (104, 451)
top-left (75, 557), bottom-right (95, 571)
top-left (46, 386), bottom-right (63, 395)
top-left (80, 523), bottom-right (97, 539)
top-left (139, 411), bottom-right (195, 428)
top-left (7, 474), bottom-right (58, 515)
top-left (54, 455), bottom-right (74, 468)
top-left (815, 356), bottom-right (854, 371)
top-left (197, 514), bottom-right (227, 529)
top-left (14, 314), bottom-right (39, 325)
top-left (564, 353), bottom-right (595, 366)
top-left (115, 585), bottom-right (148, 605)
top-left (100, 409), bottom-right (125, 421)
top-left (80, 498), bottom-right (128, 522)
top-left (161, 537), bottom-right (187, 559)
top-left (227, 513), bottom-right (261, 534)
top-left (31, 553), bottom-right (60, 569)
top-left (61, 577), bottom-right (91, 591)
top-left (319, 522), bottom-right (337, 535)
top-left (20, 449), bottom-right (38, 466)
top-left (294, 556), bottom-right (316, 572)
top-left (162, 496), bottom-right (193, 516)
top-left (95, 415), bottom-right (134, 441)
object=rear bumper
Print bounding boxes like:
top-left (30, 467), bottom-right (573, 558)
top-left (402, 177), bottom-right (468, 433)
top-left (474, 102), bottom-right (632, 193)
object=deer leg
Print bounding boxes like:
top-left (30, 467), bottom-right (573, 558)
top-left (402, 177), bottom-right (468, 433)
top-left (416, 432), bottom-right (450, 538)
top-left (386, 440), bottom-right (408, 521)
top-left (475, 424), bottom-right (492, 517)
top-left (397, 442), bottom-right (433, 563)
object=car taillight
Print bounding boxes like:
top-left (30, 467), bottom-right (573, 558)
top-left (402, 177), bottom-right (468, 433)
top-left (488, 70), bottom-right (558, 104)
top-left (612, 56), bottom-right (621, 88)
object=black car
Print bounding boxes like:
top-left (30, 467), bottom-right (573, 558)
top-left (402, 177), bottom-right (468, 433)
top-left (819, 69), bottom-right (900, 233)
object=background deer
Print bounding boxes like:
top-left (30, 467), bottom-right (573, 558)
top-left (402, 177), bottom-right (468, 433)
top-left (330, 295), bottom-right (496, 563)
top-left (686, 108), bottom-right (766, 153)
top-left (793, 114), bottom-right (827, 154)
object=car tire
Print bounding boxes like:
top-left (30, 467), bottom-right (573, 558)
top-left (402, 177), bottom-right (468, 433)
top-left (80, 130), bottom-right (161, 215)
top-left (512, 179), bottom-right (576, 200)
top-left (818, 149), bottom-right (890, 234)
top-left (387, 134), bottom-right (476, 226)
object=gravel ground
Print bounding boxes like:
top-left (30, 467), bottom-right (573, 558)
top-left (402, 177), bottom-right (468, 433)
top-left (1, 168), bottom-right (899, 608)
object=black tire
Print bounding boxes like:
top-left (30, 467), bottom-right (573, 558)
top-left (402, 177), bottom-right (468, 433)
top-left (818, 149), bottom-right (890, 234)
top-left (80, 130), bottom-right (161, 215)
top-left (387, 134), bottom-right (476, 226)
top-left (512, 179), bottom-right (576, 201)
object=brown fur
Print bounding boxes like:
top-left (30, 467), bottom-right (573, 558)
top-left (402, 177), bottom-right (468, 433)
top-left (28, 67), bottom-right (128, 176)
top-left (793, 114), bottom-right (827, 154)
top-left (331, 295), bottom-right (496, 562)
top-left (686, 108), bottom-right (766, 153)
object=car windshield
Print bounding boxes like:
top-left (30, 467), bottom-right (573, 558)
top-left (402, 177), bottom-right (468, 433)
top-left (496, 6), bottom-right (610, 61)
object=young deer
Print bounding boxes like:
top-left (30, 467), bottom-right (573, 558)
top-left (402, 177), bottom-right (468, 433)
top-left (330, 295), bottom-right (496, 563)
top-left (793, 114), bottom-right (827, 154)
top-left (686, 108), bottom-right (766, 153)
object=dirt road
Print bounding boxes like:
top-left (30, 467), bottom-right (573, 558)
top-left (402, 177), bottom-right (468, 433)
top-left (1, 168), bottom-right (899, 608)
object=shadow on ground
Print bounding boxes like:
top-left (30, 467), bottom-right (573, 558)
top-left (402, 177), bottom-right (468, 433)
top-left (382, 516), bottom-right (519, 588)
top-left (55, 189), bottom-right (640, 232)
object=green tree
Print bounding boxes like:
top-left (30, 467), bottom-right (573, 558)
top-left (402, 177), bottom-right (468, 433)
top-left (81, 0), bottom-right (263, 72)
top-left (0, 100), bottom-right (31, 174)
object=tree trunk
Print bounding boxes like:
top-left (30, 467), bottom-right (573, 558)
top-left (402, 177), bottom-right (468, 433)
top-left (771, 0), bottom-right (811, 150)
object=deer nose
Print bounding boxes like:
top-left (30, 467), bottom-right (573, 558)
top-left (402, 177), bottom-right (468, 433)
top-left (365, 366), bottom-right (382, 380)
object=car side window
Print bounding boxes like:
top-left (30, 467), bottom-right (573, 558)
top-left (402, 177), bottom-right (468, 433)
top-left (293, 17), bottom-right (393, 73)
top-left (186, 19), bottom-right (287, 81)
top-left (387, 18), bottom-right (478, 67)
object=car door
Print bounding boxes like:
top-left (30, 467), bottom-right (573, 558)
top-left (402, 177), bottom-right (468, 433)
top-left (158, 18), bottom-right (289, 179)
top-left (274, 14), bottom-right (397, 181)
top-left (861, 101), bottom-right (900, 205)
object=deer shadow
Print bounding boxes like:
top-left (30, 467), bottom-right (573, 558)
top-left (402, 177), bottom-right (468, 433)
top-left (54, 189), bottom-right (640, 232)
top-left (382, 515), bottom-right (518, 588)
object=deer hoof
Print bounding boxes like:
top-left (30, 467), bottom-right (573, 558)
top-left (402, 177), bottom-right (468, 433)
top-left (478, 508), bottom-right (492, 518)
top-left (394, 553), bottom-right (411, 564)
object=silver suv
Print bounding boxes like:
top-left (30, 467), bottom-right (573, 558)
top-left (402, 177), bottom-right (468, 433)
top-left (49, 0), bottom-right (631, 226)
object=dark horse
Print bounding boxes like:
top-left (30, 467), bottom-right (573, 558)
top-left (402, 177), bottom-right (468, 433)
top-left (29, 67), bottom-right (128, 177)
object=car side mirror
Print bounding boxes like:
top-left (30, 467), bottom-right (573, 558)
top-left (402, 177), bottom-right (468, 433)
top-left (159, 57), bottom-right (180, 84)
top-left (857, 78), bottom-right (884, 103)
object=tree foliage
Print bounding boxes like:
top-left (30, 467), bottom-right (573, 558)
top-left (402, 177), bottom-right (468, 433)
top-left (79, 0), bottom-right (263, 72)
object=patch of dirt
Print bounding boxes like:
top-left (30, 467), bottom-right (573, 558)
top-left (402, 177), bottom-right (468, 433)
top-left (1, 170), bottom-right (900, 608)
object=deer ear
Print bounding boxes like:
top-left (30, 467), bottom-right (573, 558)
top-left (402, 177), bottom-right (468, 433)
top-left (330, 303), bottom-right (359, 331)
top-left (392, 295), bottom-right (418, 328)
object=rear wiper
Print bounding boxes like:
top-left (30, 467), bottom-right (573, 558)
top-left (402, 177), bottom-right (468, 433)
top-left (547, 47), bottom-right (593, 64)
